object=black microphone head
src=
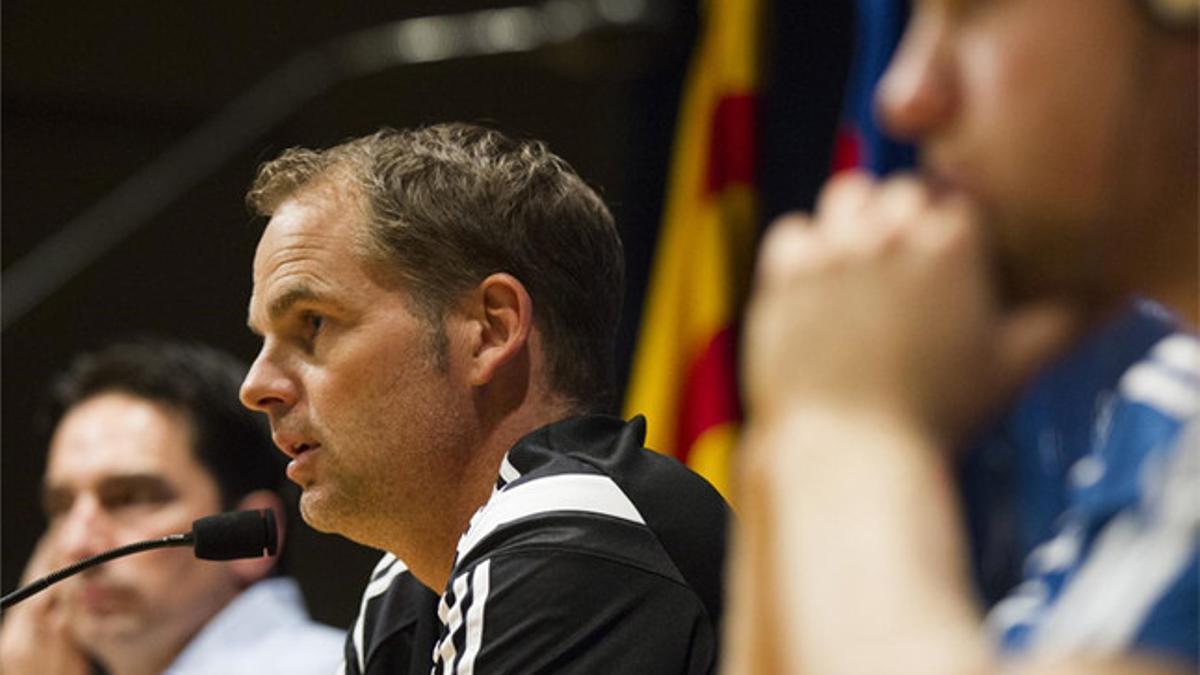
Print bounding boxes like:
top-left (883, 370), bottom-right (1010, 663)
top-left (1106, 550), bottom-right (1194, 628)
top-left (191, 509), bottom-right (278, 561)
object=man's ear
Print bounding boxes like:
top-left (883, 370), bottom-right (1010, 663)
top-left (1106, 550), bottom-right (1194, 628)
top-left (226, 490), bottom-right (285, 587)
top-left (465, 273), bottom-right (533, 387)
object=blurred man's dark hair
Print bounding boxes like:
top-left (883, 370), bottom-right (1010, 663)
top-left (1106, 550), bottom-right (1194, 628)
top-left (40, 339), bottom-right (284, 510)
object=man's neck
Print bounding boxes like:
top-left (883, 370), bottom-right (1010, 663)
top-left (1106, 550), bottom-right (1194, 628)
top-left (1141, 204), bottom-right (1198, 330)
top-left (1146, 185), bottom-right (1198, 328)
top-left (403, 395), bottom-right (578, 592)
top-left (1155, 281), bottom-right (1199, 330)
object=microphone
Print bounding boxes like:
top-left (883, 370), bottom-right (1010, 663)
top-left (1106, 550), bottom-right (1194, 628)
top-left (0, 509), bottom-right (277, 611)
top-left (192, 509), bottom-right (278, 561)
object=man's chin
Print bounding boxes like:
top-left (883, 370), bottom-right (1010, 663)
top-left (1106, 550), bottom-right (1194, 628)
top-left (298, 488), bottom-right (347, 534)
top-left (982, 209), bottom-right (1114, 309)
top-left (70, 609), bottom-right (145, 651)
top-left (993, 243), bottom-right (1118, 312)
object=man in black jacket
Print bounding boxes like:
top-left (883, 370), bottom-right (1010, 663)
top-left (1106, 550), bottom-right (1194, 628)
top-left (240, 124), bottom-right (729, 674)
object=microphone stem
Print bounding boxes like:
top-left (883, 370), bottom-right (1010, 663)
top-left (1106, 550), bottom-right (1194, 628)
top-left (1, 533), bottom-right (194, 611)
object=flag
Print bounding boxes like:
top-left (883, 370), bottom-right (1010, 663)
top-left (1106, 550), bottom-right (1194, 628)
top-left (622, 0), bottom-right (763, 500)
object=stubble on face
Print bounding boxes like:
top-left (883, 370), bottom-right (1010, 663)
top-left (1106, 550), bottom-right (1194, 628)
top-left (302, 328), bottom-right (484, 569)
top-left (249, 183), bottom-right (482, 559)
top-left (296, 333), bottom-right (473, 539)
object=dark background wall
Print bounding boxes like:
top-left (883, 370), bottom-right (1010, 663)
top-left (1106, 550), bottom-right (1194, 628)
top-left (3, 0), bottom-right (698, 626)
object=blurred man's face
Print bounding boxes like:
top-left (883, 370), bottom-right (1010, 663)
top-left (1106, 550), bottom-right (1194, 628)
top-left (241, 181), bottom-right (477, 555)
top-left (44, 392), bottom-right (239, 662)
top-left (876, 0), bottom-right (1197, 303)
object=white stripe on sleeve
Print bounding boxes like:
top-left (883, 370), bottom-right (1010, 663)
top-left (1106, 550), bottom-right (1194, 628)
top-left (1120, 362), bottom-right (1200, 420)
top-left (1151, 334), bottom-right (1200, 378)
top-left (1030, 427), bottom-right (1199, 656)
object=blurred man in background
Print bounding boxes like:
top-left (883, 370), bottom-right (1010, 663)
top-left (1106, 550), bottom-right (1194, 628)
top-left (729, 0), bottom-right (1196, 673)
top-left (240, 123), bottom-right (729, 674)
top-left (0, 340), bottom-right (343, 675)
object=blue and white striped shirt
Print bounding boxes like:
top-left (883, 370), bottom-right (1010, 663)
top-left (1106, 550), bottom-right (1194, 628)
top-left (966, 301), bottom-right (1198, 666)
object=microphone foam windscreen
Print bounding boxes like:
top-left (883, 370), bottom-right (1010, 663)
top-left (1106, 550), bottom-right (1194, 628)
top-left (192, 509), bottom-right (278, 561)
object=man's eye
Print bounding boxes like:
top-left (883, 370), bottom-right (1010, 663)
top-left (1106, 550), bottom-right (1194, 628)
top-left (42, 492), bottom-right (73, 521)
top-left (304, 312), bottom-right (325, 341)
top-left (101, 481), bottom-right (174, 512)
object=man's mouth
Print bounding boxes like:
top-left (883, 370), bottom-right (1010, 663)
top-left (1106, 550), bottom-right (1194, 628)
top-left (271, 430), bottom-right (321, 460)
top-left (922, 154), bottom-right (984, 204)
top-left (923, 165), bottom-right (966, 199)
top-left (292, 441), bottom-right (320, 455)
top-left (75, 581), bottom-right (132, 613)
top-left (280, 438), bottom-right (324, 486)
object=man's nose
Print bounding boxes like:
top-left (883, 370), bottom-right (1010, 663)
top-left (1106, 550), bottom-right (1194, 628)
top-left (874, 10), bottom-right (957, 143)
top-left (239, 347), bottom-right (299, 415)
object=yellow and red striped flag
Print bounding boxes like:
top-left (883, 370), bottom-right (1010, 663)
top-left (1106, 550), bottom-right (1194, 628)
top-left (623, 0), bottom-right (761, 501)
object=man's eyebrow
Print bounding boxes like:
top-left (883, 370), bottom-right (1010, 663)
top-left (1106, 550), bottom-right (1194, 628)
top-left (95, 473), bottom-right (175, 497)
top-left (41, 473), bottom-right (174, 508)
top-left (248, 284), bottom-right (321, 333)
top-left (41, 482), bottom-right (68, 503)
top-left (269, 285), bottom-right (322, 321)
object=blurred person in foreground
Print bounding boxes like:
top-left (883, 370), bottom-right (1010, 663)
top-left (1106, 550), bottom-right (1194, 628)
top-left (726, 0), bottom-right (1197, 673)
top-left (0, 340), bottom-right (344, 675)
top-left (239, 123), bottom-right (729, 674)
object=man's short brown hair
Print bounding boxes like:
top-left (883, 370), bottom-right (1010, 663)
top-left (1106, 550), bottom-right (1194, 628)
top-left (247, 123), bottom-right (624, 409)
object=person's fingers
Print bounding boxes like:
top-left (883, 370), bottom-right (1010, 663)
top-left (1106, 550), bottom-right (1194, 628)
top-left (756, 213), bottom-right (819, 285)
top-left (868, 173), bottom-right (929, 227)
top-left (906, 190), bottom-right (979, 254)
top-left (816, 170), bottom-right (875, 230)
top-left (22, 530), bottom-right (64, 583)
top-left (820, 173), bottom-right (936, 254)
